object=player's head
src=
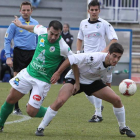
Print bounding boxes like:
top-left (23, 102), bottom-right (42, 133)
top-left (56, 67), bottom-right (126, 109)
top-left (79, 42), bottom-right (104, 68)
top-left (107, 43), bottom-right (124, 66)
top-left (109, 43), bottom-right (124, 54)
top-left (47, 20), bottom-right (63, 43)
top-left (63, 23), bottom-right (70, 33)
top-left (88, 0), bottom-right (100, 21)
top-left (20, 1), bottom-right (33, 21)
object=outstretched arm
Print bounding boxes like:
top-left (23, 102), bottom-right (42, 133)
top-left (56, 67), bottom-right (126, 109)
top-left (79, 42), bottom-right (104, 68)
top-left (12, 16), bottom-right (35, 33)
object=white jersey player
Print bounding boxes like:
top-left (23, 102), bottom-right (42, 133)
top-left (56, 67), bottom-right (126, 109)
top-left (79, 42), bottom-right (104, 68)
top-left (36, 42), bottom-right (136, 138)
top-left (76, 0), bottom-right (118, 122)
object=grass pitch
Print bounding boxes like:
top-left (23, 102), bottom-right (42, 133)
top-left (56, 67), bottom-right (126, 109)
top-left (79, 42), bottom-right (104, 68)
top-left (0, 83), bottom-right (139, 140)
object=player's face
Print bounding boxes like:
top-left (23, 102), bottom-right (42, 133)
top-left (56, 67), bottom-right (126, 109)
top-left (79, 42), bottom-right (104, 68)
top-left (20, 5), bottom-right (32, 21)
top-left (88, 6), bottom-right (100, 21)
top-left (47, 27), bottom-right (61, 43)
top-left (108, 52), bottom-right (122, 66)
top-left (63, 25), bottom-right (69, 33)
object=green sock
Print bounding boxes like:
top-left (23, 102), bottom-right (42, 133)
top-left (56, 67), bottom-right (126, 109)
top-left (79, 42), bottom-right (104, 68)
top-left (35, 106), bottom-right (48, 118)
top-left (0, 101), bottom-right (14, 127)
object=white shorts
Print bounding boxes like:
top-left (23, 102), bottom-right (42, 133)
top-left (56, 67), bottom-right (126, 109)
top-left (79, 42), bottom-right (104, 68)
top-left (9, 68), bottom-right (51, 109)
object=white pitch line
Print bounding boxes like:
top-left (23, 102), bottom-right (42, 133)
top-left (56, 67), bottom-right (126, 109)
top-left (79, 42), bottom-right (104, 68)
top-left (5, 114), bottom-right (31, 125)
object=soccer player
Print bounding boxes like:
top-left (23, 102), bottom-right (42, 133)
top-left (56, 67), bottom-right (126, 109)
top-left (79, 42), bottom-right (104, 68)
top-left (76, 0), bottom-right (118, 122)
top-left (4, 1), bottom-right (39, 115)
top-left (36, 43), bottom-right (136, 138)
top-left (0, 17), bottom-right (78, 132)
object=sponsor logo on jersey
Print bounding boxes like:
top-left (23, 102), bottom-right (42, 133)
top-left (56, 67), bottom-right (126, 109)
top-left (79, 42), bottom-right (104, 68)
top-left (96, 23), bottom-right (101, 29)
top-left (68, 47), bottom-right (71, 51)
top-left (41, 35), bottom-right (46, 37)
top-left (33, 95), bottom-right (41, 101)
top-left (97, 67), bottom-right (101, 70)
top-left (50, 46), bottom-right (55, 52)
top-left (85, 25), bottom-right (87, 28)
top-left (39, 38), bottom-right (45, 47)
top-left (85, 32), bottom-right (102, 38)
top-left (19, 30), bottom-right (23, 32)
top-left (5, 32), bottom-right (8, 38)
top-left (66, 38), bottom-right (70, 42)
top-left (14, 78), bottom-right (20, 86)
top-left (90, 56), bottom-right (94, 61)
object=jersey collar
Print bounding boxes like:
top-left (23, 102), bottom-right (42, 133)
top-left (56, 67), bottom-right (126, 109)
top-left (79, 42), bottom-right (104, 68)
top-left (88, 18), bottom-right (101, 24)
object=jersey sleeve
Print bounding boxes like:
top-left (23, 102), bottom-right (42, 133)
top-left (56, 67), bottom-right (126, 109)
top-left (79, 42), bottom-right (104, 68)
top-left (59, 38), bottom-right (73, 58)
top-left (34, 25), bottom-right (47, 35)
top-left (77, 21), bottom-right (84, 40)
top-left (4, 23), bottom-right (16, 58)
top-left (104, 22), bottom-right (118, 41)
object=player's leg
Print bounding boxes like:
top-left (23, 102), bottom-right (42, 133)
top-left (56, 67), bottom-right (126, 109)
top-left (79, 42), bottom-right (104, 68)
top-left (0, 88), bottom-right (25, 132)
top-left (0, 69), bottom-right (32, 132)
top-left (93, 86), bottom-right (136, 137)
top-left (88, 96), bottom-right (103, 122)
top-left (36, 83), bottom-right (74, 136)
top-left (26, 78), bottom-right (51, 118)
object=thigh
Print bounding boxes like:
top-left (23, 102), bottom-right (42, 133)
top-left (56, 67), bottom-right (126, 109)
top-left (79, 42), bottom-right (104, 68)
top-left (59, 83), bottom-right (74, 99)
top-left (92, 86), bottom-right (119, 104)
top-left (28, 79), bottom-right (51, 109)
top-left (6, 87), bottom-right (25, 104)
top-left (50, 83), bottom-right (74, 110)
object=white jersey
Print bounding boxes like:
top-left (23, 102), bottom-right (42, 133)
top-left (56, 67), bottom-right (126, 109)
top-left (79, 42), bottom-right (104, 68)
top-left (77, 17), bottom-right (118, 53)
top-left (65, 52), bottom-right (114, 84)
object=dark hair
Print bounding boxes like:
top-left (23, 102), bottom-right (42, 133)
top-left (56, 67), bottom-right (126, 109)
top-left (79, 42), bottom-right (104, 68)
top-left (20, 1), bottom-right (32, 10)
top-left (48, 20), bottom-right (62, 31)
top-left (109, 43), bottom-right (124, 54)
top-left (88, 0), bottom-right (100, 9)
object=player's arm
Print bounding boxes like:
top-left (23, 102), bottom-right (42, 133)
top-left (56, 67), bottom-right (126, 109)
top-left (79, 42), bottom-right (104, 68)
top-left (51, 59), bottom-right (70, 84)
top-left (12, 16), bottom-right (34, 32)
top-left (76, 39), bottom-right (83, 54)
top-left (71, 64), bottom-right (80, 94)
top-left (4, 24), bottom-right (16, 67)
top-left (102, 39), bottom-right (117, 52)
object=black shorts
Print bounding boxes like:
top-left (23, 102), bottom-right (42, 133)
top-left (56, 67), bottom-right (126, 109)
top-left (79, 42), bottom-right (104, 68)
top-left (65, 78), bottom-right (107, 96)
top-left (13, 47), bottom-right (35, 72)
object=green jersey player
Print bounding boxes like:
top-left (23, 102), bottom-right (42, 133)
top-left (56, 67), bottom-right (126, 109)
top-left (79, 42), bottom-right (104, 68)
top-left (0, 16), bottom-right (79, 133)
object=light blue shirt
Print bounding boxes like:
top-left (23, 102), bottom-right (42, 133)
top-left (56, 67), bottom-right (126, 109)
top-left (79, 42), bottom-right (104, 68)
top-left (4, 16), bottom-right (39, 58)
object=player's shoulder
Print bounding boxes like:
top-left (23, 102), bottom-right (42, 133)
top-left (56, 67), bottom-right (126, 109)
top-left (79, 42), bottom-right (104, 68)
top-left (8, 23), bottom-right (16, 29)
top-left (80, 18), bottom-right (89, 24)
top-left (98, 17), bottom-right (110, 25)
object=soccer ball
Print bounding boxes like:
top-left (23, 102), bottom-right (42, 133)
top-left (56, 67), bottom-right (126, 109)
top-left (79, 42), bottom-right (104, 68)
top-left (119, 79), bottom-right (137, 96)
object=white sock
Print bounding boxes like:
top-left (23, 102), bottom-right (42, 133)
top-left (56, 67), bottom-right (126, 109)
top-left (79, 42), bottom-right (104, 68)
top-left (85, 94), bottom-right (95, 105)
top-left (94, 97), bottom-right (102, 117)
top-left (38, 106), bottom-right (58, 129)
top-left (113, 106), bottom-right (126, 128)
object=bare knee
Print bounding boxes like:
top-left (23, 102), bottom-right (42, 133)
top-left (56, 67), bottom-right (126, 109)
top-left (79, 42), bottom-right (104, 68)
top-left (51, 96), bottom-right (67, 111)
top-left (26, 105), bottom-right (39, 117)
top-left (112, 96), bottom-right (122, 108)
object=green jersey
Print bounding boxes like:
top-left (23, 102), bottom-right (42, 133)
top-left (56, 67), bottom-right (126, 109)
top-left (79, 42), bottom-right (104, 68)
top-left (27, 25), bottom-right (73, 83)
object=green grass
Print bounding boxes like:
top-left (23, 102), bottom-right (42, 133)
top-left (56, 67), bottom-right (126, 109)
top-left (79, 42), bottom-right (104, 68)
top-left (0, 83), bottom-right (140, 140)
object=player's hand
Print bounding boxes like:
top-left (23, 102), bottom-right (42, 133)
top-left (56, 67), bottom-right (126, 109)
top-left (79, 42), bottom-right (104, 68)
top-left (50, 72), bottom-right (60, 84)
top-left (12, 16), bottom-right (22, 27)
top-left (6, 57), bottom-right (13, 67)
top-left (72, 83), bottom-right (80, 94)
